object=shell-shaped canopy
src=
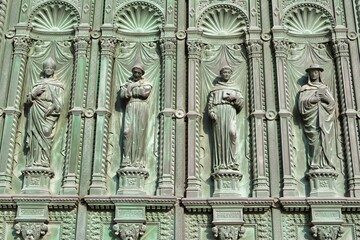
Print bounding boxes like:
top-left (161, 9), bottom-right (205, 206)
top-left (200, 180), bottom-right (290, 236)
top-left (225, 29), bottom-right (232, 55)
top-left (115, 4), bottom-right (164, 35)
top-left (283, 6), bottom-right (333, 36)
top-left (30, 3), bottom-right (80, 34)
top-left (198, 6), bottom-right (247, 38)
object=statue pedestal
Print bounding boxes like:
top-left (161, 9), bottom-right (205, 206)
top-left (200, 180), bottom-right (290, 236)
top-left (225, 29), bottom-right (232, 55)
top-left (21, 167), bottom-right (54, 194)
top-left (117, 167), bottom-right (149, 195)
top-left (307, 168), bottom-right (338, 197)
top-left (212, 169), bottom-right (242, 197)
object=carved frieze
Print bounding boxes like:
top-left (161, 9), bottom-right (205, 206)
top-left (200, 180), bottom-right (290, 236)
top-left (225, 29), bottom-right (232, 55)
top-left (14, 222), bottom-right (48, 240)
top-left (212, 225), bottom-right (245, 240)
top-left (311, 225), bottom-right (344, 240)
top-left (113, 223), bottom-right (146, 240)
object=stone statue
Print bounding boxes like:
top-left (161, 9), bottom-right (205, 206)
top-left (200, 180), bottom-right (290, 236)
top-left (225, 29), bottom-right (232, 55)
top-left (120, 64), bottom-right (152, 168)
top-left (26, 57), bottom-right (64, 167)
top-left (298, 64), bottom-right (336, 170)
top-left (208, 66), bottom-right (244, 171)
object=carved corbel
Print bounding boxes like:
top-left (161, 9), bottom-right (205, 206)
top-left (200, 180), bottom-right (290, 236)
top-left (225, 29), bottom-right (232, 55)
top-left (311, 225), bottom-right (344, 240)
top-left (113, 223), bottom-right (146, 240)
top-left (14, 222), bottom-right (48, 240)
top-left (212, 225), bottom-right (245, 240)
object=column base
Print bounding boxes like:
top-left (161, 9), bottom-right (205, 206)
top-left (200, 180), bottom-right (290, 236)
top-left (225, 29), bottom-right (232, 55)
top-left (117, 167), bottom-right (149, 195)
top-left (21, 167), bottom-right (54, 194)
top-left (212, 169), bottom-right (242, 197)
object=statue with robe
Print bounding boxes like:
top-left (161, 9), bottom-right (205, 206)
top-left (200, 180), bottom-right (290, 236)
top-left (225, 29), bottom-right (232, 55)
top-left (298, 64), bottom-right (337, 170)
top-left (208, 66), bottom-right (244, 171)
top-left (120, 64), bottom-right (152, 168)
top-left (26, 57), bottom-right (64, 167)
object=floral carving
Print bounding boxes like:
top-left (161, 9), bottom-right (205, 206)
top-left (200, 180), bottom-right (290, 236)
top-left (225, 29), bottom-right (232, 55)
top-left (14, 222), bottom-right (48, 240)
top-left (311, 225), bottom-right (344, 240)
top-left (212, 225), bottom-right (245, 240)
top-left (113, 223), bottom-right (146, 240)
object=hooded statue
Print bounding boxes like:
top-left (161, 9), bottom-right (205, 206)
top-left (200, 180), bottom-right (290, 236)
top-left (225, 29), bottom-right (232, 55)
top-left (298, 64), bottom-right (337, 170)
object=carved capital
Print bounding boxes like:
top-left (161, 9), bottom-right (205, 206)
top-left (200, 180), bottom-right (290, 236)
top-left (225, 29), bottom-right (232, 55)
top-left (13, 36), bottom-right (31, 54)
top-left (247, 40), bottom-right (263, 57)
top-left (160, 38), bottom-right (176, 56)
top-left (14, 222), bottom-right (48, 240)
top-left (273, 39), bottom-right (288, 57)
top-left (212, 225), bottom-right (245, 240)
top-left (100, 37), bottom-right (117, 55)
top-left (311, 225), bottom-right (344, 240)
top-left (113, 223), bottom-right (146, 240)
top-left (332, 39), bottom-right (349, 57)
top-left (187, 41), bottom-right (203, 58)
top-left (74, 36), bottom-right (90, 55)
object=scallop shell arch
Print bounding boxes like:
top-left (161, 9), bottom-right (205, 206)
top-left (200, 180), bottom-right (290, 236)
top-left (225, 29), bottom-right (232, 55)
top-left (282, 3), bottom-right (334, 37)
top-left (197, 4), bottom-right (249, 38)
top-left (29, 1), bottom-right (80, 35)
top-left (114, 1), bottom-right (165, 36)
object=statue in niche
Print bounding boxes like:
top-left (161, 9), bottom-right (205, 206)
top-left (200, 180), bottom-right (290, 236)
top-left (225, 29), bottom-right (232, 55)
top-left (298, 64), bottom-right (337, 170)
top-left (120, 64), bottom-right (152, 168)
top-left (208, 66), bottom-right (244, 171)
top-left (26, 57), bottom-right (64, 168)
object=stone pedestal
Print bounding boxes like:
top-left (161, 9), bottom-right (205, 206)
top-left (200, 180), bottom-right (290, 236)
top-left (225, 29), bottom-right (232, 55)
top-left (212, 169), bottom-right (242, 197)
top-left (117, 167), bottom-right (149, 195)
top-left (307, 169), bottom-right (338, 197)
top-left (21, 167), bottom-right (54, 194)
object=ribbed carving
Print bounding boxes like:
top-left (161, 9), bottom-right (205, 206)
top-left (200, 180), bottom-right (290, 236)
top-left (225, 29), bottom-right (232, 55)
top-left (194, 58), bottom-right (201, 179)
top-left (0, 0), bottom-right (7, 45)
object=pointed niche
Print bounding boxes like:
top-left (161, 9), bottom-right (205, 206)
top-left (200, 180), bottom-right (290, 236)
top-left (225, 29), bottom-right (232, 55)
top-left (197, 4), bottom-right (248, 40)
top-left (29, 2), bottom-right (80, 35)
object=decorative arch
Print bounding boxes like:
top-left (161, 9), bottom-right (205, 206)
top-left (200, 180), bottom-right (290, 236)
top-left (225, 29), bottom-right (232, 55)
top-left (29, 1), bottom-right (80, 35)
top-left (197, 4), bottom-right (249, 38)
top-left (282, 3), bottom-right (334, 37)
top-left (114, 1), bottom-right (165, 36)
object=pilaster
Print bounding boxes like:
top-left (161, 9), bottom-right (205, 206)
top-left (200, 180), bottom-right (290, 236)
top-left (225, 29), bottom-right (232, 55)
top-left (89, 26), bottom-right (116, 195)
top-left (185, 31), bottom-right (202, 197)
top-left (62, 24), bottom-right (90, 195)
top-left (0, 30), bottom-right (31, 194)
top-left (272, 27), bottom-right (298, 196)
top-left (158, 27), bottom-right (177, 196)
top-left (332, 27), bottom-right (360, 197)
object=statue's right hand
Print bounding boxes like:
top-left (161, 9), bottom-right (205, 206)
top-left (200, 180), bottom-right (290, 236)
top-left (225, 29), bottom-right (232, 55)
top-left (209, 112), bottom-right (217, 122)
top-left (32, 85), bottom-right (45, 97)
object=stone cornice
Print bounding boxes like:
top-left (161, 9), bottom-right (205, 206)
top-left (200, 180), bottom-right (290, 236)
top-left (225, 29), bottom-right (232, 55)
top-left (0, 195), bottom-right (79, 209)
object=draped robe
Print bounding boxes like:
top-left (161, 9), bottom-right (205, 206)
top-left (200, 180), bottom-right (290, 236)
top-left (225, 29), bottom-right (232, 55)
top-left (27, 77), bottom-right (64, 167)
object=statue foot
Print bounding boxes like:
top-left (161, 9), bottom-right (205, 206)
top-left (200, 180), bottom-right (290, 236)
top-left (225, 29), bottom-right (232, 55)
top-left (310, 164), bottom-right (320, 169)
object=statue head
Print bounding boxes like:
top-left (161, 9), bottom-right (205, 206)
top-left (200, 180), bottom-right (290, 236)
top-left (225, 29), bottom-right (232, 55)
top-left (306, 63), bottom-right (323, 82)
top-left (132, 64), bottom-right (145, 81)
top-left (219, 66), bottom-right (233, 81)
top-left (42, 57), bottom-right (57, 77)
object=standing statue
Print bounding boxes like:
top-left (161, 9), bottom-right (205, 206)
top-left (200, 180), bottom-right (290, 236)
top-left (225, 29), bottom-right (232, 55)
top-left (26, 58), bottom-right (64, 167)
top-left (208, 66), bottom-right (244, 171)
top-left (298, 64), bottom-right (336, 170)
top-left (120, 65), bottom-right (152, 168)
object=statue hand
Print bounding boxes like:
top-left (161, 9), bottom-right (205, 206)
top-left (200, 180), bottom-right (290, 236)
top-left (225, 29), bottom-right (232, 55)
top-left (310, 95), bottom-right (320, 104)
top-left (209, 112), bottom-right (217, 122)
top-left (44, 105), bottom-right (56, 117)
top-left (223, 93), bottom-right (237, 102)
top-left (32, 85), bottom-right (45, 98)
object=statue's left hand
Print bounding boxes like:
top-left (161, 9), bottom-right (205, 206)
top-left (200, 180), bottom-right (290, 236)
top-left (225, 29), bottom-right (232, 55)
top-left (44, 105), bottom-right (56, 117)
top-left (223, 93), bottom-right (237, 102)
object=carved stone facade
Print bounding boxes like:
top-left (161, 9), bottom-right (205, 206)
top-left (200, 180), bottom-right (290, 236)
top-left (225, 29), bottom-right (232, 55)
top-left (1, 0), bottom-right (360, 239)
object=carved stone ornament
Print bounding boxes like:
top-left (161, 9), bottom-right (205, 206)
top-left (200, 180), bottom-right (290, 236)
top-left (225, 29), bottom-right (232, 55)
top-left (113, 223), bottom-right (146, 240)
top-left (14, 222), bottom-right (48, 240)
top-left (311, 225), bottom-right (344, 240)
top-left (212, 225), bottom-right (245, 240)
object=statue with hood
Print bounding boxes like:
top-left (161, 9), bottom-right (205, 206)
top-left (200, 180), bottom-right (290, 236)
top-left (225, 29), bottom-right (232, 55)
top-left (26, 57), bottom-right (64, 167)
top-left (120, 64), bottom-right (152, 168)
top-left (298, 64), bottom-right (337, 170)
top-left (208, 66), bottom-right (244, 171)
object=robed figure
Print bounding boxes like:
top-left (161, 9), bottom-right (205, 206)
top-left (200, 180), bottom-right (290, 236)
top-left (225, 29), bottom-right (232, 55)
top-left (208, 66), bottom-right (244, 171)
top-left (298, 64), bottom-right (337, 170)
top-left (120, 65), bottom-right (152, 168)
top-left (26, 58), bottom-right (64, 167)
